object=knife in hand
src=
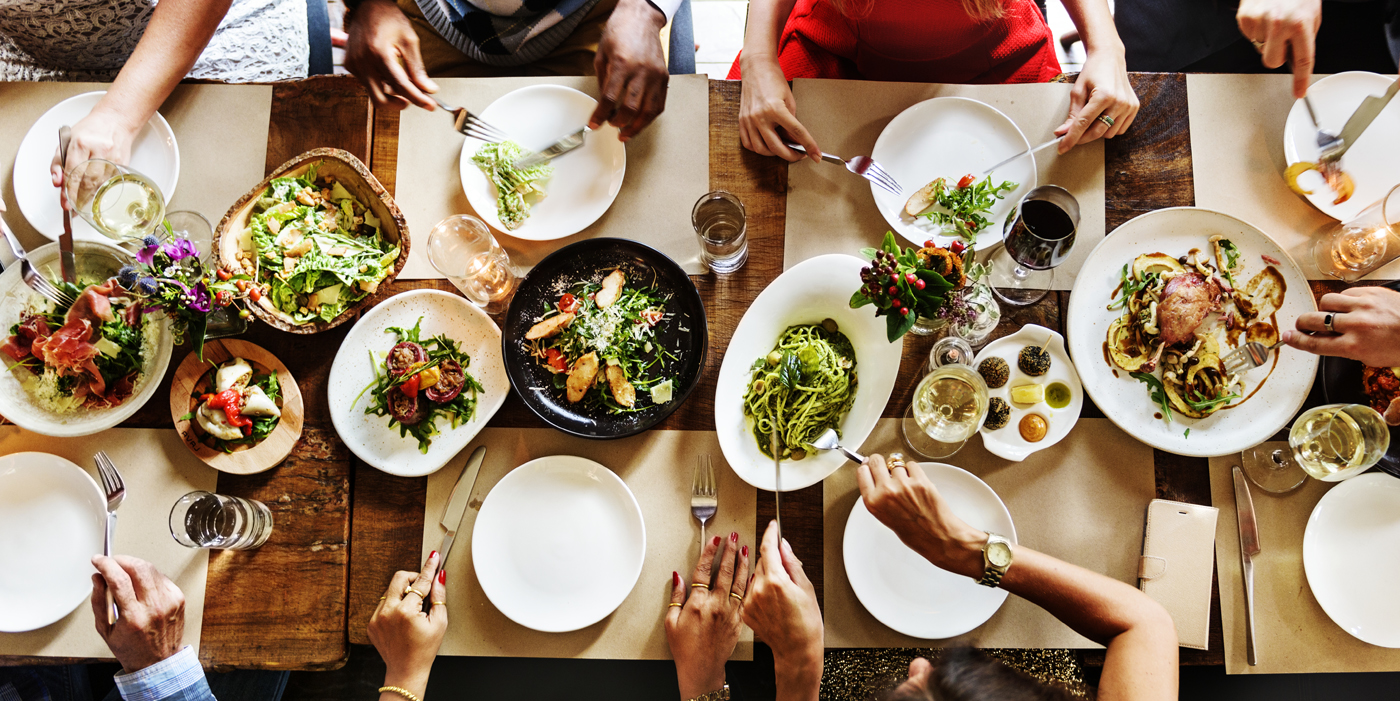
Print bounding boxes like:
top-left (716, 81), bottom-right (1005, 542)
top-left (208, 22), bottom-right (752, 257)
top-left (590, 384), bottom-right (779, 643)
top-left (57, 126), bottom-right (75, 284)
top-left (513, 126), bottom-right (589, 170)
top-left (435, 445), bottom-right (488, 573)
top-left (1232, 466), bottom-right (1261, 666)
top-left (1322, 78), bottom-right (1400, 164)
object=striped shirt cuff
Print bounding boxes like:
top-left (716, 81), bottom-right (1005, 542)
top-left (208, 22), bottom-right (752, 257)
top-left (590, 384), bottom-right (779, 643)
top-left (114, 646), bottom-right (209, 701)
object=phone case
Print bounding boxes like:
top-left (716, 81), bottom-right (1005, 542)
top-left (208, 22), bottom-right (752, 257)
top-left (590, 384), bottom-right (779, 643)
top-left (1140, 499), bottom-right (1219, 650)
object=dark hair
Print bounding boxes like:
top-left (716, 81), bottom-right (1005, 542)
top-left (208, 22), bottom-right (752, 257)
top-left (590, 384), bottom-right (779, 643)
top-left (876, 648), bottom-right (1077, 701)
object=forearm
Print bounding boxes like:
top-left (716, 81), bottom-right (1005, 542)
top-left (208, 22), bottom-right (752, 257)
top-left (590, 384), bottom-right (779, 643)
top-left (741, 0), bottom-right (799, 63)
top-left (1060, 0), bottom-right (1124, 55)
top-left (773, 653), bottom-right (822, 701)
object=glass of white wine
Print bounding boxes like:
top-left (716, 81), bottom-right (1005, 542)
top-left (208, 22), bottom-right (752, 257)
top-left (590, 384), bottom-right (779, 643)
top-left (902, 351), bottom-right (989, 460)
top-left (426, 214), bottom-right (518, 314)
top-left (1247, 404), bottom-right (1392, 488)
top-left (64, 159), bottom-right (166, 242)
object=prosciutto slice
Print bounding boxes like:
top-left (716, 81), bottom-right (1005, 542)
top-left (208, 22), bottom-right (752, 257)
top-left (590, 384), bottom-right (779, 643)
top-left (7, 279), bottom-right (129, 402)
top-left (1, 315), bottom-right (51, 361)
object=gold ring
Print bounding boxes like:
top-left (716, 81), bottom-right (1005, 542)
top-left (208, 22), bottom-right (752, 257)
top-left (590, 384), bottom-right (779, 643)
top-left (690, 583), bottom-right (709, 590)
top-left (378, 596), bottom-right (387, 601)
top-left (668, 602), bottom-right (683, 608)
top-left (432, 602), bottom-right (446, 607)
top-left (730, 592), bottom-right (744, 603)
top-left (887, 453), bottom-right (906, 470)
top-left (404, 586), bottom-right (426, 598)
top-left (1097, 114), bottom-right (1115, 128)
top-left (1252, 39), bottom-right (1266, 50)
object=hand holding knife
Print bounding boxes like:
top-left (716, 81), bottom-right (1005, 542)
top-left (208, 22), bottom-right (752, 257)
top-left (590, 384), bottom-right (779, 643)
top-left (424, 445), bottom-right (488, 609)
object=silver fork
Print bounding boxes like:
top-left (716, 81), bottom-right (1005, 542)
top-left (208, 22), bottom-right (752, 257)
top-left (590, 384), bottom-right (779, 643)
top-left (1302, 94), bottom-right (1343, 163)
top-left (0, 211), bottom-right (75, 308)
top-left (95, 451), bottom-right (126, 624)
top-left (1223, 340), bottom-right (1287, 376)
top-left (430, 96), bottom-right (510, 143)
top-left (690, 455), bottom-right (718, 555)
top-left (786, 143), bottom-right (902, 195)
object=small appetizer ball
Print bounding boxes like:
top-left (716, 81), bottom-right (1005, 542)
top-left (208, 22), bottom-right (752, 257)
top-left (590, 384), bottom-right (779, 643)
top-left (1018, 345), bottom-right (1052, 376)
top-left (984, 397), bottom-right (1011, 430)
top-left (978, 357), bottom-right (1010, 389)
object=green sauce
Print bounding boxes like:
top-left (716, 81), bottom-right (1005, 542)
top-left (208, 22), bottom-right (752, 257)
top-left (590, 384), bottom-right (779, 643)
top-left (1046, 382), bottom-right (1072, 409)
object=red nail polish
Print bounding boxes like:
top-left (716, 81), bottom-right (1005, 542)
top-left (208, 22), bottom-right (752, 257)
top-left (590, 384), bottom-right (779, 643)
top-left (712, 535), bottom-right (721, 546)
top-left (673, 571), bottom-right (681, 586)
top-left (430, 550), bottom-right (438, 560)
top-left (438, 569), bottom-right (446, 584)
top-left (730, 531), bottom-right (738, 542)
top-left (741, 545), bottom-right (748, 557)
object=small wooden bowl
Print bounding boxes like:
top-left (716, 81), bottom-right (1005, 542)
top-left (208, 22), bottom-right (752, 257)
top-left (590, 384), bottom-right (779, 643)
top-left (213, 147), bottom-right (410, 334)
top-left (169, 339), bottom-right (304, 475)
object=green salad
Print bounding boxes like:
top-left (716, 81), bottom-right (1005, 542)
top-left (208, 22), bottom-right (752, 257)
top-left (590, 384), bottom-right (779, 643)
top-left (472, 141), bottom-right (554, 230)
top-left (241, 165), bottom-right (399, 325)
top-left (355, 319), bottom-right (484, 453)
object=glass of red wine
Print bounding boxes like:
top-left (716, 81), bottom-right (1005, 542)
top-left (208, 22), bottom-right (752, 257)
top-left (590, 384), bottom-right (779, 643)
top-left (989, 185), bottom-right (1080, 306)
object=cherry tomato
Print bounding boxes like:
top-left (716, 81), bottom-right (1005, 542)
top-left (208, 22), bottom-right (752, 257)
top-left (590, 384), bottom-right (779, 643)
top-left (957, 174), bottom-right (976, 188)
top-left (640, 308), bottom-right (664, 326)
top-left (544, 348), bottom-right (567, 373)
top-left (400, 374), bottom-right (421, 397)
top-left (949, 241), bottom-right (966, 255)
top-left (249, 288), bottom-right (262, 302)
top-left (924, 239), bottom-right (936, 248)
top-left (557, 293), bottom-right (582, 313)
top-left (216, 268), bottom-right (232, 281)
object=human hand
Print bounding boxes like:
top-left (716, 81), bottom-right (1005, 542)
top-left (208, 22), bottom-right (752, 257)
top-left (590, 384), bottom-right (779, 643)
top-left (368, 551), bottom-right (448, 699)
top-left (1237, 0), bottom-right (1321, 98)
top-left (1055, 46), bottom-right (1139, 153)
top-left (90, 555), bottom-right (187, 673)
top-left (344, 0), bottom-right (439, 111)
top-left (741, 520), bottom-right (822, 701)
top-left (588, 0), bottom-right (669, 141)
top-left (737, 53), bottom-right (819, 162)
top-left (666, 531), bottom-right (750, 700)
top-left (50, 106), bottom-right (141, 192)
top-left (1282, 286), bottom-right (1400, 367)
top-left (856, 454), bottom-right (985, 579)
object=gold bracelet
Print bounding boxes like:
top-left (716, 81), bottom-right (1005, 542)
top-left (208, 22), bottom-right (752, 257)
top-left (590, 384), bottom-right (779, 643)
top-left (379, 685), bottom-right (422, 701)
top-left (688, 683), bottom-right (730, 701)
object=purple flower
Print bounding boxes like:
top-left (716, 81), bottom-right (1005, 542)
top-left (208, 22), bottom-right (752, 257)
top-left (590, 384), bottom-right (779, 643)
top-left (136, 244), bottom-right (158, 265)
top-left (160, 237), bottom-right (199, 262)
top-left (183, 281), bottom-right (211, 313)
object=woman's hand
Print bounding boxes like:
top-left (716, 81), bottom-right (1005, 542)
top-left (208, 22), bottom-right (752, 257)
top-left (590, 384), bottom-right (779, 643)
top-left (738, 53), bottom-right (820, 162)
top-left (666, 532), bottom-right (750, 699)
top-left (1283, 286), bottom-right (1400, 368)
top-left (344, 0), bottom-right (439, 111)
top-left (50, 106), bottom-right (142, 191)
top-left (1237, 0), bottom-right (1321, 99)
top-left (1055, 46), bottom-right (1139, 153)
top-left (369, 551), bottom-right (449, 700)
top-left (741, 520), bottom-right (822, 701)
top-left (856, 454), bottom-right (985, 579)
top-left (90, 555), bottom-right (187, 673)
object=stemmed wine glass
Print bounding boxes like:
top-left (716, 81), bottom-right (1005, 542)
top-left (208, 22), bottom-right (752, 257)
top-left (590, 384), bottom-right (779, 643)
top-left (988, 185), bottom-right (1080, 306)
top-left (1242, 403), bottom-right (1391, 493)
top-left (1313, 182), bottom-right (1400, 282)
top-left (64, 159), bottom-right (166, 242)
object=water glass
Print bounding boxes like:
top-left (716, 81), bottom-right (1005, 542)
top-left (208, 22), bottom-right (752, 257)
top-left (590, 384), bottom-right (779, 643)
top-left (989, 185), bottom-right (1079, 306)
top-left (169, 491), bottom-right (273, 550)
top-left (64, 159), bottom-right (166, 242)
top-left (693, 191), bottom-right (748, 273)
top-left (1313, 183), bottom-right (1400, 283)
top-left (427, 215), bottom-right (519, 314)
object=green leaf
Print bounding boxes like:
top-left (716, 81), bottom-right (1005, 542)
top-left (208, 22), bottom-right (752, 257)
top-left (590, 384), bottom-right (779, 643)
top-left (190, 314), bottom-right (208, 360)
top-left (881, 231), bottom-right (899, 253)
top-left (859, 247), bottom-right (878, 260)
top-left (850, 290), bottom-right (874, 309)
top-left (886, 310), bottom-right (916, 342)
top-left (777, 351), bottom-right (803, 389)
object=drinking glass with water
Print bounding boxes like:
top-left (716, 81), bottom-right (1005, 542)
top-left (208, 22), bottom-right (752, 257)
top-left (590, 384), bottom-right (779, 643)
top-left (692, 191), bottom-right (747, 273)
top-left (169, 491), bottom-right (273, 550)
top-left (427, 214), bottom-right (518, 314)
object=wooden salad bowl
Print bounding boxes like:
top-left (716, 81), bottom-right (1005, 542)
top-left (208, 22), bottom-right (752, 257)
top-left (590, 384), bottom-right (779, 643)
top-left (169, 338), bottom-right (304, 475)
top-left (213, 147), bottom-right (410, 334)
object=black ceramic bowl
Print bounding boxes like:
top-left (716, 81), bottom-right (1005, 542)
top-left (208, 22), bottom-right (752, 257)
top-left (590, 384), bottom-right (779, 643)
top-left (1319, 280), bottom-right (1400, 479)
top-left (501, 238), bottom-right (707, 439)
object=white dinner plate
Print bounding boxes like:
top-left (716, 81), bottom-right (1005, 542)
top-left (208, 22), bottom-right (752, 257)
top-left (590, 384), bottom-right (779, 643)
top-left (459, 85), bottom-right (626, 240)
top-left (1066, 207), bottom-right (1317, 457)
top-left (1284, 72), bottom-right (1400, 222)
top-left (1303, 473), bottom-right (1400, 647)
top-left (974, 324), bottom-right (1083, 462)
top-left (327, 290), bottom-right (510, 477)
top-left (13, 91), bottom-right (179, 242)
top-left (715, 254), bottom-right (904, 492)
top-left (844, 462), bottom-right (1015, 639)
top-left (870, 97), bottom-right (1036, 252)
top-left (472, 455), bottom-right (646, 632)
top-left (0, 452), bottom-right (106, 632)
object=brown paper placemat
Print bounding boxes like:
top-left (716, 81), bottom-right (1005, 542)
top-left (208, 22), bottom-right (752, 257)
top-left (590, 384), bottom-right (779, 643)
top-left (394, 75), bottom-right (709, 279)
top-left (825, 418), bottom-right (1153, 649)
top-left (420, 428), bottom-right (755, 660)
top-left (1208, 455), bottom-right (1400, 673)
top-left (785, 79), bottom-right (1105, 289)
top-left (0, 82), bottom-right (271, 253)
top-left (0, 428), bottom-right (217, 658)
top-left (1186, 74), bottom-right (1400, 280)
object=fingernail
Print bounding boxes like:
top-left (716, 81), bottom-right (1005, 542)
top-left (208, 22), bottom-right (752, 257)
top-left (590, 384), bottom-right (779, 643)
top-left (730, 531), bottom-right (738, 543)
top-left (673, 571), bottom-right (681, 586)
top-left (712, 535), bottom-right (722, 546)
top-left (438, 569), bottom-right (446, 584)
top-left (741, 545), bottom-right (748, 557)
top-left (429, 550), bottom-right (437, 560)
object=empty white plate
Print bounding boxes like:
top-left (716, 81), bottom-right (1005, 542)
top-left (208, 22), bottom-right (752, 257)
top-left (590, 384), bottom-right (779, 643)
top-left (13, 91), bottom-right (179, 242)
top-left (844, 462), bottom-right (1015, 639)
top-left (870, 97), bottom-right (1036, 252)
top-left (1303, 473), bottom-right (1400, 647)
top-left (1284, 72), bottom-right (1400, 222)
top-left (473, 456), bottom-right (646, 632)
top-left (459, 84), bottom-right (626, 240)
top-left (0, 452), bottom-right (105, 632)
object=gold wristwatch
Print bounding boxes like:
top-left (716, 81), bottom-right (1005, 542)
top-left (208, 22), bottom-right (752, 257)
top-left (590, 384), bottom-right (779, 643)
top-left (688, 684), bottom-right (730, 701)
top-left (977, 533), bottom-right (1013, 588)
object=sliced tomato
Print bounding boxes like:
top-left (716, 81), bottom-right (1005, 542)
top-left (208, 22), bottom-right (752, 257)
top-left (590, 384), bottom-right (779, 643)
top-left (400, 373), bottom-right (421, 397)
top-left (544, 348), bottom-right (567, 373)
top-left (957, 174), bottom-right (976, 188)
top-left (640, 308), bottom-right (664, 326)
top-left (557, 293), bottom-right (582, 313)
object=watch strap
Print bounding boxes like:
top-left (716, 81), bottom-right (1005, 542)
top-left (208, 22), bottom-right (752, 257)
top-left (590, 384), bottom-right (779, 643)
top-left (688, 684), bottom-right (730, 701)
top-left (977, 533), bottom-right (1011, 588)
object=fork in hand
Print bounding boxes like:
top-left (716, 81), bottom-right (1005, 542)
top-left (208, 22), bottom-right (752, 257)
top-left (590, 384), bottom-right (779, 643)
top-left (690, 455), bottom-right (718, 555)
top-left (430, 96), bottom-right (510, 143)
top-left (95, 451), bottom-right (126, 624)
top-left (785, 143), bottom-right (902, 196)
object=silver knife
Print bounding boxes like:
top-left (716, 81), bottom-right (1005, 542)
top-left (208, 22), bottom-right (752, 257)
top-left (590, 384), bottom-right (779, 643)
top-left (1322, 78), bottom-right (1400, 164)
top-left (981, 137), bottom-right (1060, 175)
top-left (513, 126), bottom-right (589, 170)
top-left (770, 426), bottom-right (782, 543)
top-left (1232, 466), bottom-right (1261, 666)
top-left (436, 445), bottom-right (488, 570)
top-left (57, 126), bottom-right (75, 284)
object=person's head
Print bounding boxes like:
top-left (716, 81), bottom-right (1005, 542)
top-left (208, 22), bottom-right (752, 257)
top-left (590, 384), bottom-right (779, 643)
top-left (877, 648), bottom-right (1075, 701)
top-left (828, 0), bottom-right (1005, 21)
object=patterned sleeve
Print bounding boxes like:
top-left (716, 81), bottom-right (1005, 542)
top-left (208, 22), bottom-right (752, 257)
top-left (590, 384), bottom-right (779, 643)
top-left (114, 647), bottom-right (216, 701)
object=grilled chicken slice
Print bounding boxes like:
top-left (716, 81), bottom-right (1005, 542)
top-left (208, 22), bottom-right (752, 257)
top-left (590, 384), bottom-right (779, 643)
top-left (566, 351), bottom-right (599, 403)
top-left (525, 312), bottom-right (575, 340)
top-left (606, 363), bottom-right (636, 408)
top-left (1157, 272), bottom-right (1220, 346)
top-left (595, 270), bottom-right (626, 309)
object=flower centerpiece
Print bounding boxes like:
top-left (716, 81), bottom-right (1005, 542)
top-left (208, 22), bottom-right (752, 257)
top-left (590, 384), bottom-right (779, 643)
top-left (118, 230), bottom-right (251, 358)
top-left (850, 232), bottom-right (977, 342)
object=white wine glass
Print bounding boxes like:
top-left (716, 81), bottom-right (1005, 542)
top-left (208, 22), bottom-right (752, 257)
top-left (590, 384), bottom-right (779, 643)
top-left (1245, 403), bottom-right (1392, 490)
top-left (64, 159), bottom-right (166, 242)
top-left (902, 345), bottom-right (989, 460)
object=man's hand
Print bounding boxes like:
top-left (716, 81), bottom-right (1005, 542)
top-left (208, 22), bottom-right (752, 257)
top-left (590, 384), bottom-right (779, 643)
top-left (1237, 0), bottom-right (1322, 98)
top-left (90, 555), bottom-right (187, 673)
top-left (589, 0), bottom-right (669, 141)
top-left (345, 0), bottom-right (439, 111)
top-left (1283, 286), bottom-right (1400, 367)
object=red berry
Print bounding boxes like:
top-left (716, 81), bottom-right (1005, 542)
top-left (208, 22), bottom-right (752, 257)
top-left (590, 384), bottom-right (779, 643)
top-left (950, 241), bottom-right (966, 255)
top-left (888, 286), bottom-right (897, 295)
top-left (890, 273), bottom-right (899, 283)
top-left (902, 307), bottom-right (911, 316)
top-left (891, 299), bottom-right (902, 308)
top-left (916, 279), bottom-right (926, 290)
top-left (905, 272), bottom-right (917, 283)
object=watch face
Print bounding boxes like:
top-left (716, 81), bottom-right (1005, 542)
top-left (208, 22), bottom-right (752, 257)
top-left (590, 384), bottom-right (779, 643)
top-left (988, 541), bottom-right (1012, 568)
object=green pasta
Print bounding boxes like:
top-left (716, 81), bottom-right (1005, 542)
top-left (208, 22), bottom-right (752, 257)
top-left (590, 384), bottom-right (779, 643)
top-left (743, 321), bottom-right (858, 460)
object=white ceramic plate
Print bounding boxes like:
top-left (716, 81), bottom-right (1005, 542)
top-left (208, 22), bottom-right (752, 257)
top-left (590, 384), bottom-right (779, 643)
top-left (1066, 208), bottom-right (1317, 457)
top-left (1303, 473), bottom-right (1400, 647)
top-left (844, 462), bottom-right (1015, 639)
top-left (1284, 72), bottom-right (1400, 222)
top-left (870, 97), bottom-right (1036, 252)
top-left (716, 254), bottom-right (904, 492)
top-left (14, 91), bottom-right (179, 242)
top-left (0, 241), bottom-right (173, 437)
top-left (459, 85), bottom-right (626, 240)
top-left (0, 452), bottom-right (106, 632)
top-left (327, 290), bottom-right (510, 477)
top-left (473, 455), bottom-right (645, 632)
top-left (975, 324), bottom-right (1083, 462)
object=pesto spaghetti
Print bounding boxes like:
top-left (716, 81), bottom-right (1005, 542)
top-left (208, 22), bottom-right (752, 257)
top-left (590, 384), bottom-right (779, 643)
top-left (743, 320), bottom-right (858, 460)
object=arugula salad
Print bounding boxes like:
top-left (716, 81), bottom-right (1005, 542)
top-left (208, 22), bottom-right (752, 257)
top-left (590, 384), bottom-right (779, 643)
top-left (240, 166), bottom-right (399, 325)
top-left (903, 173), bottom-right (1018, 243)
top-left (472, 141), bottom-right (554, 230)
top-left (355, 318), bottom-right (484, 453)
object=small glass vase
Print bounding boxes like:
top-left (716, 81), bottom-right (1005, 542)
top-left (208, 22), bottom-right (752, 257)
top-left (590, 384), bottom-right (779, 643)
top-left (951, 284), bottom-right (1001, 349)
top-left (908, 314), bottom-right (948, 336)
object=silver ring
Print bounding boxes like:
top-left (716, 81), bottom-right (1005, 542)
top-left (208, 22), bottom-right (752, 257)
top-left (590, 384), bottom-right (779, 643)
top-left (1323, 313), bottom-right (1337, 333)
top-left (1251, 39), bottom-right (1266, 50)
